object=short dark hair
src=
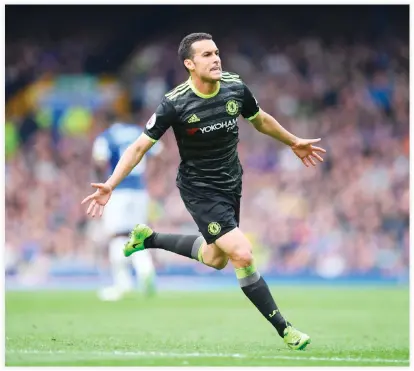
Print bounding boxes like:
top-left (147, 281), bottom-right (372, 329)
top-left (178, 32), bottom-right (213, 71)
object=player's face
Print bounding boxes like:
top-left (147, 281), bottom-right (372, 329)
top-left (186, 39), bottom-right (222, 82)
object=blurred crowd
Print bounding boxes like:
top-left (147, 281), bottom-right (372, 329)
top-left (5, 33), bottom-right (110, 102)
top-left (5, 10), bottom-right (409, 279)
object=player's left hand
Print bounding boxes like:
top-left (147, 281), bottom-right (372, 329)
top-left (290, 138), bottom-right (326, 167)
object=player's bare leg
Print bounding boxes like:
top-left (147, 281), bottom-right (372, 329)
top-left (194, 240), bottom-right (229, 269)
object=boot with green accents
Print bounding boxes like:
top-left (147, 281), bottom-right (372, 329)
top-left (124, 224), bottom-right (154, 257)
top-left (283, 324), bottom-right (311, 350)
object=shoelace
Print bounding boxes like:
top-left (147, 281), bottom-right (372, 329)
top-left (286, 328), bottom-right (301, 342)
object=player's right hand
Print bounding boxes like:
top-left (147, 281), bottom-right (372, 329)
top-left (81, 183), bottom-right (112, 217)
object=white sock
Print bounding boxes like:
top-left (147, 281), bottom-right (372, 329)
top-left (109, 236), bottom-right (133, 292)
top-left (130, 249), bottom-right (156, 289)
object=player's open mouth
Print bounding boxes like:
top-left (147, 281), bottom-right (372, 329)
top-left (211, 67), bottom-right (221, 71)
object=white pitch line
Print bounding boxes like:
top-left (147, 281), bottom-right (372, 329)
top-left (6, 349), bottom-right (409, 364)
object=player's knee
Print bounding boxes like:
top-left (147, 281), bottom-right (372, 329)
top-left (232, 248), bottom-right (253, 267)
top-left (215, 228), bottom-right (254, 267)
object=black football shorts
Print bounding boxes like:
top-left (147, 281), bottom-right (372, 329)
top-left (179, 186), bottom-right (241, 245)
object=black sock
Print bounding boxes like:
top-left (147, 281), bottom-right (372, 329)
top-left (144, 232), bottom-right (203, 261)
top-left (241, 275), bottom-right (289, 337)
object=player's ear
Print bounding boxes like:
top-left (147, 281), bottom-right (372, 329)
top-left (184, 59), bottom-right (195, 71)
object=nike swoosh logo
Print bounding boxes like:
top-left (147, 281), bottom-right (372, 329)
top-left (288, 340), bottom-right (300, 346)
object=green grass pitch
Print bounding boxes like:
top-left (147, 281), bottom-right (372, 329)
top-left (5, 286), bottom-right (409, 366)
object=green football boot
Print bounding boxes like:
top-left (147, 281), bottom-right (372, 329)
top-left (283, 325), bottom-right (311, 350)
top-left (123, 224), bottom-right (154, 257)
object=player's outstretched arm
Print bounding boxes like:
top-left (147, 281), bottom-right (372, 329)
top-left (105, 133), bottom-right (155, 190)
top-left (81, 134), bottom-right (155, 217)
top-left (249, 109), bottom-right (326, 167)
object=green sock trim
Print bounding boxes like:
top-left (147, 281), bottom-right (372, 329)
top-left (235, 264), bottom-right (257, 279)
top-left (197, 246), bottom-right (204, 263)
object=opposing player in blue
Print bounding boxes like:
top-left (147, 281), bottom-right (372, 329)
top-left (92, 120), bottom-right (162, 301)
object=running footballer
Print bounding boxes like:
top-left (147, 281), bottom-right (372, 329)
top-left (82, 33), bottom-right (326, 350)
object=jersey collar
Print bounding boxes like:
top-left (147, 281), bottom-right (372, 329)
top-left (188, 77), bottom-right (220, 99)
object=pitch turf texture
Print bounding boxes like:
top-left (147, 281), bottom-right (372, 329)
top-left (5, 287), bottom-right (409, 366)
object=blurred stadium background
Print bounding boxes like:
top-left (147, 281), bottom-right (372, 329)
top-left (5, 4), bottom-right (409, 288)
top-left (4, 4), bottom-right (410, 366)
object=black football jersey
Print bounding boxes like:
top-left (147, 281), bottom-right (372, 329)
top-left (144, 71), bottom-right (260, 194)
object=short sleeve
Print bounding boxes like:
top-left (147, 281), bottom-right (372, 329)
top-left (241, 83), bottom-right (260, 121)
top-left (92, 136), bottom-right (110, 162)
top-left (144, 98), bottom-right (176, 142)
